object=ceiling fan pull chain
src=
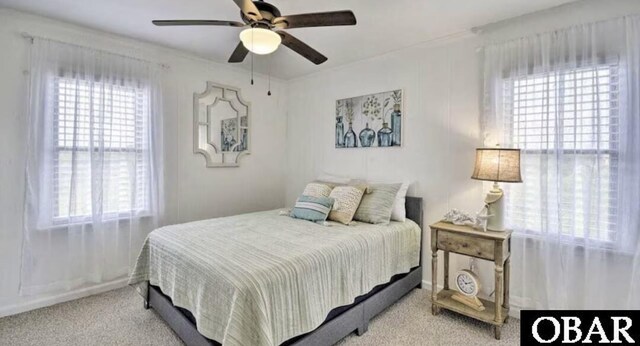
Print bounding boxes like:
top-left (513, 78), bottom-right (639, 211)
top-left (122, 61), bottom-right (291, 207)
top-left (267, 55), bottom-right (272, 96)
top-left (250, 27), bottom-right (254, 85)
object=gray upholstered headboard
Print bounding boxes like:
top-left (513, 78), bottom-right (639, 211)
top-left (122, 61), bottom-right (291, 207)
top-left (405, 196), bottom-right (423, 230)
top-left (405, 196), bottom-right (424, 267)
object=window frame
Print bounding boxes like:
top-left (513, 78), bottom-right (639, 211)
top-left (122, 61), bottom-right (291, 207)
top-left (50, 76), bottom-right (151, 225)
top-left (502, 62), bottom-right (620, 247)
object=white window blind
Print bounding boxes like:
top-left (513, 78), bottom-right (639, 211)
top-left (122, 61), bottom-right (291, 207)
top-left (53, 77), bottom-right (150, 221)
top-left (503, 64), bottom-right (619, 243)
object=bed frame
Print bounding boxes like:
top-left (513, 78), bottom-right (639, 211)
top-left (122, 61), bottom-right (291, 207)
top-left (144, 196), bottom-right (424, 346)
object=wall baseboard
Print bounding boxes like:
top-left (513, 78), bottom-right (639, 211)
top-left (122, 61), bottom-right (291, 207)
top-left (0, 278), bottom-right (129, 318)
top-left (421, 280), bottom-right (521, 319)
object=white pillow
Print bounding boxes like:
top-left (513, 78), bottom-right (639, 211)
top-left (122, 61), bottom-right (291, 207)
top-left (316, 173), bottom-right (351, 185)
top-left (391, 182), bottom-right (410, 222)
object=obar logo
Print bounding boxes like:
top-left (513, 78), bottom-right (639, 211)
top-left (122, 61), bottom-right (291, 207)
top-left (521, 311), bottom-right (640, 345)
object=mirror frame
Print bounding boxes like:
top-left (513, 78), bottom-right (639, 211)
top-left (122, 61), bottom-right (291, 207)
top-left (193, 82), bottom-right (251, 167)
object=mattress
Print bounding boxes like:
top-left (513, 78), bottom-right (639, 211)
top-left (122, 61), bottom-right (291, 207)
top-left (128, 209), bottom-right (421, 346)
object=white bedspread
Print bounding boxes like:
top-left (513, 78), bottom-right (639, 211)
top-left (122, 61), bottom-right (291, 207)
top-left (128, 210), bottom-right (421, 346)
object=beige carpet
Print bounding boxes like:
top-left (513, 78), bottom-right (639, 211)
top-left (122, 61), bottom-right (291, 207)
top-left (0, 287), bottom-right (519, 346)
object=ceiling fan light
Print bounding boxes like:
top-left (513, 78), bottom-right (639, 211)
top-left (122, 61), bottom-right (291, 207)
top-left (239, 28), bottom-right (281, 55)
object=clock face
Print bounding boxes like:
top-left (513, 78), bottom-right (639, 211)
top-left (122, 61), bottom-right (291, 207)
top-left (456, 272), bottom-right (477, 295)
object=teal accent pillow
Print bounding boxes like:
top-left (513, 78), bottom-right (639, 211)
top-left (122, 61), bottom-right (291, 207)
top-left (290, 195), bottom-right (335, 222)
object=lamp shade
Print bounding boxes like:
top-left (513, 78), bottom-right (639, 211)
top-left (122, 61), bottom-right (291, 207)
top-left (471, 148), bottom-right (522, 183)
top-left (239, 28), bottom-right (282, 55)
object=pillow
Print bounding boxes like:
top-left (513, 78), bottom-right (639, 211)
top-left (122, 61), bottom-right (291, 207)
top-left (290, 195), bottom-right (335, 222)
top-left (391, 182), bottom-right (411, 222)
top-left (302, 182), bottom-right (333, 198)
top-left (352, 179), bottom-right (411, 221)
top-left (316, 173), bottom-right (351, 185)
top-left (354, 183), bottom-right (402, 224)
top-left (328, 185), bottom-right (366, 224)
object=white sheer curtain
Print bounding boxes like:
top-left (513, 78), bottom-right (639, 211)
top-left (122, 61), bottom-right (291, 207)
top-left (482, 16), bottom-right (640, 309)
top-left (21, 38), bottom-right (164, 295)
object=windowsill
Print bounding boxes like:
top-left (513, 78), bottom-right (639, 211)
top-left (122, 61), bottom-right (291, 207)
top-left (37, 211), bottom-right (153, 231)
top-left (512, 230), bottom-right (634, 256)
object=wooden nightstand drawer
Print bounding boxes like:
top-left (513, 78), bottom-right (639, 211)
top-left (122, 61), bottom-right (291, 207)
top-left (437, 230), bottom-right (495, 260)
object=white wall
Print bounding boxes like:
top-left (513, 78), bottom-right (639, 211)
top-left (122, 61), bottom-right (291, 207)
top-left (0, 9), bottom-right (288, 316)
top-left (284, 0), bottom-right (640, 315)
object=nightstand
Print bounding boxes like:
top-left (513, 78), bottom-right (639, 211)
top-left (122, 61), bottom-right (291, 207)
top-left (429, 221), bottom-right (512, 340)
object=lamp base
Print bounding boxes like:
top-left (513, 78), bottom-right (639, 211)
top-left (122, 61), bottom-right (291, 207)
top-left (485, 182), bottom-right (506, 232)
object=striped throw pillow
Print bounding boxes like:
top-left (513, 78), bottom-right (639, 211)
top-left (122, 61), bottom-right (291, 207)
top-left (290, 195), bottom-right (335, 222)
top-left (354, 183), bottom-right (402, 224)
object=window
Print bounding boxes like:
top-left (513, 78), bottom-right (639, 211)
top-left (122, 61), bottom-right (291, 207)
top-left (53, 77), bottom-right (150, 222)
top-left (503, 63), bottom-right (619, 243)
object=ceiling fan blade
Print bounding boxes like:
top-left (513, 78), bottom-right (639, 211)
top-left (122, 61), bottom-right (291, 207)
top-left (277, 31), bottom-right (327, 65)
top-left (152, 20), bottom-right (245, 27)
top-left (272, 10), bottom-right (356, 29)
top-left (228, 42), bottom-right (249, 63)
top-left (232, 0), bottom-right (263, 21)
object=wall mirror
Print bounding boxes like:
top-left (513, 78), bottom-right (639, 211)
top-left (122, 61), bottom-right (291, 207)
top-left (194, 82), bottom-right (250, 167)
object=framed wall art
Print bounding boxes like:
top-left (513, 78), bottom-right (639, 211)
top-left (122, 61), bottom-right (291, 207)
top-left (335, 89), bottom-right (402, 148)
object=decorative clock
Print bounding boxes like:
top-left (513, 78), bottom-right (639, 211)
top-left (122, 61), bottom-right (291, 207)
top-left (452, 269), bottom-right (485, 311)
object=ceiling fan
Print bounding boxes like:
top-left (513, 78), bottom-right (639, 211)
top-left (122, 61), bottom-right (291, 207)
top-left (152, 0), bottom-right (357, 65)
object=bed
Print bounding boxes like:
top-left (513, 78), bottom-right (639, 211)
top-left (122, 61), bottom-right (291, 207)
top-left (129, 197), bottom-right (423, 346)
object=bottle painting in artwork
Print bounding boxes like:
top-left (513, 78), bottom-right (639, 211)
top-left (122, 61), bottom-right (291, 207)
top-left (390, 90), bottom-right (402, 146)
top-left (335, 100), bottom-right (345, 147)
top-left (343, 99), bottom-right (357, 147)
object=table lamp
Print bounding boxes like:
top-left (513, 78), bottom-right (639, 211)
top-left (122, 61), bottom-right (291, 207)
top-left (471, 147), bottom-right (522, 231)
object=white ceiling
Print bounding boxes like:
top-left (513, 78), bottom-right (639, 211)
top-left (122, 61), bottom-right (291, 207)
top-left (1, 0), bottom-right (579, 79)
